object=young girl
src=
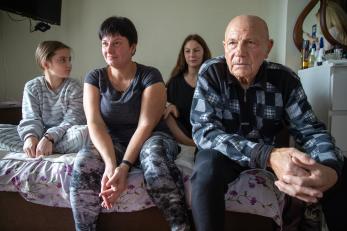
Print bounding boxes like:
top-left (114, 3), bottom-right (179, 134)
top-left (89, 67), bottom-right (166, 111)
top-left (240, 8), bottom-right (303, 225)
top-left (0, 41), bottom-right (87, 157)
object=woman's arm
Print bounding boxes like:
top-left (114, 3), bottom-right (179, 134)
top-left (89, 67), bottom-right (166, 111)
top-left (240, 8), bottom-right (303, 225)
top-left (165, 114), bottom-right (195, 146)
top-left (163, 103), bottom-right (179, 119)
top-left (84, 82), bottom-right (121, 209)
top-left (100, 82), bottom-right (167, 208)
top-left (122, 82), bottom-right (166, 164)
top-left (83, 83), bottom-right (116, 170)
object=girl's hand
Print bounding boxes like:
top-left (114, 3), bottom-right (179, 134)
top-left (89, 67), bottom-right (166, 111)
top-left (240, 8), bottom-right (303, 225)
top-left (35, 137), bottom-right (53, 157)
top-left (163, 103), bottom-right (179, 119)
top-left (23, 136), bottom-right (39, 158)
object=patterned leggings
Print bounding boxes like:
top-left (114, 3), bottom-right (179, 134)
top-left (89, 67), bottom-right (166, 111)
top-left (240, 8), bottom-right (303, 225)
top-left (70, 133), bottom-right (190, 231)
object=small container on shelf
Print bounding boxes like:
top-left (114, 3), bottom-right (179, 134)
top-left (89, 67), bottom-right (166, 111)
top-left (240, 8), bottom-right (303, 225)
top-left (301, 40), bottom-right (310, 69)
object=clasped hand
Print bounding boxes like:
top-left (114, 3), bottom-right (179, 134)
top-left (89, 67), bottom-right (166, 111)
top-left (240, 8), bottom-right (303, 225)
top-left (269, 147), bottom-right (338, 203)
top-left (99, 165), bottom-right (128, 209)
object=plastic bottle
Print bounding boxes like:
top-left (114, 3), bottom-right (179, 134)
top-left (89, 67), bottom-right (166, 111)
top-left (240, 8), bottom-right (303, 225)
top-left (316, 37), bottom-right (325, 66)
top-left (308, 43), bottom-right (316, 67)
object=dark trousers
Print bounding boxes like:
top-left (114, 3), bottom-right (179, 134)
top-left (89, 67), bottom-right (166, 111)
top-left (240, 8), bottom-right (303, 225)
top-left (190, 149), bottom-right (246, 231)
top-left (191, 149), bottom-right (347, 231)
top-left (321, 157), bottom-right (347, 231)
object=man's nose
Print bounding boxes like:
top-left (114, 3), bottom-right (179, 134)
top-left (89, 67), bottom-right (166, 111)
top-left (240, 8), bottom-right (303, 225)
top-left (235, 42), bottom-right (246, 55)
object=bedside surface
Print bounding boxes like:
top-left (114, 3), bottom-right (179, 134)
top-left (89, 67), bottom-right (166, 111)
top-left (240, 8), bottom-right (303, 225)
top-left (0, 101), bottom-right (22, 125)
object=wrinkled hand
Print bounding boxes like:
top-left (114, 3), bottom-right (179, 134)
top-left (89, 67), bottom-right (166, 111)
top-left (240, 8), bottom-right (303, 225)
top-left (163, 104), bottom-right (179, 119)
top-left (23, 136), bottom-right (39, 158)
top-left (276, 155), bottom-right (338, 202)
top-left (35, 137), bottom-right (53, 157)
top-left (99, 165), bottom-right (128, 209)
top-left (270, 148), bottom-right (337, 203)
top-left (269, 148), bottom-right (312, 180)
top-left (269, 148), bottom-right (319, 202)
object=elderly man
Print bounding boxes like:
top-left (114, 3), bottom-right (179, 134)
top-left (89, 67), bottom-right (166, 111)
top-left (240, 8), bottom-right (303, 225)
top-left (190, 15), bottom-right (346, 230)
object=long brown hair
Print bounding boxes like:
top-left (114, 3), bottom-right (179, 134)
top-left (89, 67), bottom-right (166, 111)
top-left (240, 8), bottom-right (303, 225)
top-left (168, 34), bottom-right (211, 83)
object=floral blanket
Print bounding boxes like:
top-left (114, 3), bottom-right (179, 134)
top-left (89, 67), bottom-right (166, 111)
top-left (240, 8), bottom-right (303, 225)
top-left (0, 146), bottom-right (284, 226)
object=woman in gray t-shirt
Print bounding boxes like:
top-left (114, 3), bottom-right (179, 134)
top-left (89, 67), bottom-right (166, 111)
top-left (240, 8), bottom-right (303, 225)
top-left (70, 16), bottom-right (190, 231)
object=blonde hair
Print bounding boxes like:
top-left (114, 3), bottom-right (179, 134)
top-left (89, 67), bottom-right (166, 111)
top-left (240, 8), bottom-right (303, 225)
top-left (35, 41), bottom-right (70, 70)
top-left (325, 1), bottom-right (347, 45)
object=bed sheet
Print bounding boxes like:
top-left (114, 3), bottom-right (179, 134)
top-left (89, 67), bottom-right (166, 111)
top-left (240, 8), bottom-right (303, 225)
top-left (0, 145), bottom-right (284, 226)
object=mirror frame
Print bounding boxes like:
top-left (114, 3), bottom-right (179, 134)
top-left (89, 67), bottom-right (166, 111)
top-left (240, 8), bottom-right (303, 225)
top-left (293, 0), bottom-right (347, 51)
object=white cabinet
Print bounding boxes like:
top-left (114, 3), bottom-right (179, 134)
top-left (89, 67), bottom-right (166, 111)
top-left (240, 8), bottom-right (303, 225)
top-left (298, 61), bottom-right (347, 156)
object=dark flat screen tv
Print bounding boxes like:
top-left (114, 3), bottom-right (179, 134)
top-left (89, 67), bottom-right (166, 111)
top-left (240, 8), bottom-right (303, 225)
top-left (0, 0), bottom-right (62, 25)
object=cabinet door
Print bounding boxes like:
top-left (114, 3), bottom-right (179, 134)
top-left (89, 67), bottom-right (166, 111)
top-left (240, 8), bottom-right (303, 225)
top-left (330, 114), bottom-right (347, 154)
top-left (299, 65), bottom-right (330, 125)
top-left (331, 67), bottom-right (347, 110)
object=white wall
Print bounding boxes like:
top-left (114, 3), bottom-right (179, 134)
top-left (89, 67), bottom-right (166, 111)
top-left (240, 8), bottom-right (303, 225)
top-left (284, 0), bottom-right (310, 69)
top-left (0, 0), bottom-right (309, 101)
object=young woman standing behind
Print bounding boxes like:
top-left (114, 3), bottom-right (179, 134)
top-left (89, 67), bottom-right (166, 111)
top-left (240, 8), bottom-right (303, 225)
top-left (164, 34), bottom-right (211, 146)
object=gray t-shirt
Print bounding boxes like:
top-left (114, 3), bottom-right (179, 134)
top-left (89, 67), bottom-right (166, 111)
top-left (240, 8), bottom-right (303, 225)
top-left (85, 63), bottom-right (170, 145)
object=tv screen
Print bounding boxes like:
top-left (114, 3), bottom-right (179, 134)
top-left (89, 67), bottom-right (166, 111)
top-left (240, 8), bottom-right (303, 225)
top-left (0, 0), bottom-right (62, 25)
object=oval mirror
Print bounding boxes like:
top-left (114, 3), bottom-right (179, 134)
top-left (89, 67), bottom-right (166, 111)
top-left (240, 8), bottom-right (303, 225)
top-left (293, 0), bottom-right (347, 51)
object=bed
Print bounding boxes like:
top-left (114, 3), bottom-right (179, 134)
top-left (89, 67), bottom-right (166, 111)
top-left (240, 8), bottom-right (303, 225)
top-left (0, 142), bottom-right (284, 230)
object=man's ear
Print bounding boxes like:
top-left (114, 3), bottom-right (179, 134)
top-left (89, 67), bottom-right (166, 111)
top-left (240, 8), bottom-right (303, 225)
top-left (267, 39), bottom-right (274, 54)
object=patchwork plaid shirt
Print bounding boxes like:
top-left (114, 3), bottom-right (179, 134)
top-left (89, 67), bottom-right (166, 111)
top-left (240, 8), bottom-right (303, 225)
top-left (191, 56), bottom-right (343, 174)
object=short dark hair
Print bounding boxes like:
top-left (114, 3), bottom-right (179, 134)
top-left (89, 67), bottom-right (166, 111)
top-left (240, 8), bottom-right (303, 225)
top-left (98, 16), bottom-right (138, 45)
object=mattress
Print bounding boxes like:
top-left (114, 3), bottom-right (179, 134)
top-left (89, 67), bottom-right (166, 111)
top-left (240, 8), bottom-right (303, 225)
top-left (0, 145), bottom-right (284, 226)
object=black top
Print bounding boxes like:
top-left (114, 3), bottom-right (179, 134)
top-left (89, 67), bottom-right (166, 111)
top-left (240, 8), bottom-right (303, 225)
top-left (85, 63), bottom-right (170, 145)
top-left (166, 74), bottom-right (195, 138)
